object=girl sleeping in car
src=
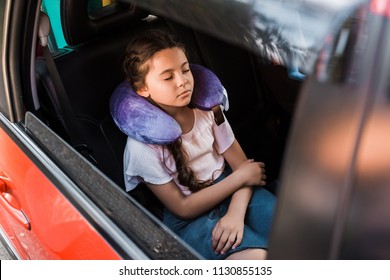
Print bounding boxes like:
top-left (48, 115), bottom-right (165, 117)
top-left (110, 29), bottom-right (276, 260)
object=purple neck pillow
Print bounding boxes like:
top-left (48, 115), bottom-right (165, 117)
top-left (110, 64), bottom-right (229, 145)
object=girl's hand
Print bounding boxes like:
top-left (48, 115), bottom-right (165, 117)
top-left (211, 211), bottom-right (244, 255)
top-left (236, 159), bottom-right (267, 186)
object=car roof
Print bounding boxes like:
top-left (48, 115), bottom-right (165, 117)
top-left (124, 0), bottom-right (367, 72)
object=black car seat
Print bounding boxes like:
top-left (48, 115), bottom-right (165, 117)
top-left (35, 1), bottom-right (178, 219)
top-left (36, 0), bottom-right (150, 188)
top-left (35, 0), bottom-right (289, 220)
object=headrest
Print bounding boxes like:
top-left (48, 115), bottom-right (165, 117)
top-left (61, 0), bottom-right (148, 46)
top-left (110, 64), bottom-right (229, 145)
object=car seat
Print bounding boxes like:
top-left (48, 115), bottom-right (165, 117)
top-left (35, 0), bottom-right (150, 187)
top-left (35, 0), bottom-right (289, 220)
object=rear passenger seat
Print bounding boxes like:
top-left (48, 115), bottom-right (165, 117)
top-left (36, 0), bottom-right (150, 187)
top-left (35, 0), bottom-right (292, 216)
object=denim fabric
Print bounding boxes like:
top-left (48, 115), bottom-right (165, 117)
top-left (163, 166), bottom-right (276, 260)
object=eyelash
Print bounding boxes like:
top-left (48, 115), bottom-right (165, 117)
top-left (164, 69), bottom-right (190, 80)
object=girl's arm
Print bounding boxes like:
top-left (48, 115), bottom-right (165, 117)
top-left (146, 157), bottom-right (264, 220)
top-left (218, 140), bottom-right (258, 225)
top-left (211, 139), bottom-right (266, 254)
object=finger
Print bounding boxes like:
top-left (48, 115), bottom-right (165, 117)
top-left (220, 233), bottom-right (237, 255)
top-left (214, 231), bottom-right (230, 254)
top-left (232, 231), bottom-right (243, 250)
top-left (211, 223), bottom-right (223, 250)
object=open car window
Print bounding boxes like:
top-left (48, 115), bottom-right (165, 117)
top-left (42, 0), bottom-right (119, 50)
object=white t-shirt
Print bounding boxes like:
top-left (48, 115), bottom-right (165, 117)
top-left (123, 108), bottom-right (235, 195)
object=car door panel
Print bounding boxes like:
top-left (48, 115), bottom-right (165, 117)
top-left (0, 120), bottom-right (121, 259)
top-left (23, 111), bottom-right (201, 260)
top-left (268, 3), bottom-right (390, 259)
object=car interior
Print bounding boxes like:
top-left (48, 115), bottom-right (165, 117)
top-left (32, 0), bottom-right (303, 219)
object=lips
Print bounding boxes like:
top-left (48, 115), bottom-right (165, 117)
top-left (178, 89), bottom-right (191, 97)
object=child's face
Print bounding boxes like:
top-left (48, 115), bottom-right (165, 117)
top-left (137, 47), bottom-right (194, 113)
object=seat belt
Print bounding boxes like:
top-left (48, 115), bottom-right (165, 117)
top-left (38, 12), bottom-right (96, 164)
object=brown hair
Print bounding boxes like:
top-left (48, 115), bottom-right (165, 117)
top-left (123, 29), bottom-right (209, 192)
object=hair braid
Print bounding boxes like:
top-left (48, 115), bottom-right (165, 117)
top-left (166, 139), bottom-right (211, 192)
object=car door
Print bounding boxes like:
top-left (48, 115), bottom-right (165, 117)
top-left (0, 0), bottom-right (123, 259)
top-left (269, 0), bottom-right (390, 259)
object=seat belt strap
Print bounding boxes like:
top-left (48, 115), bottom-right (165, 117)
top-left (39, 12), bottom-right (96, 164)
top-left (41, 47), bottom-right (82, 144)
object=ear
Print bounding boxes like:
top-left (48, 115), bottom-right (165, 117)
top-left (136, 86), bottom-right (149, 98)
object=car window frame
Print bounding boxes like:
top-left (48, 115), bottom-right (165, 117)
top-left (0, 0), bottom-right (16, 120)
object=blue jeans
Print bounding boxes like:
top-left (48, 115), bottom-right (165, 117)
top-left (163, 166), bottom-right (276, 259)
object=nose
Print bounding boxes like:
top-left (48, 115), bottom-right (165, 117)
top-left (177, 73), bottom-right (188, 87)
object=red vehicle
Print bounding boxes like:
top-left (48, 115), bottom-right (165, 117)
top-left (0, 0), bottom-right (389, 259)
